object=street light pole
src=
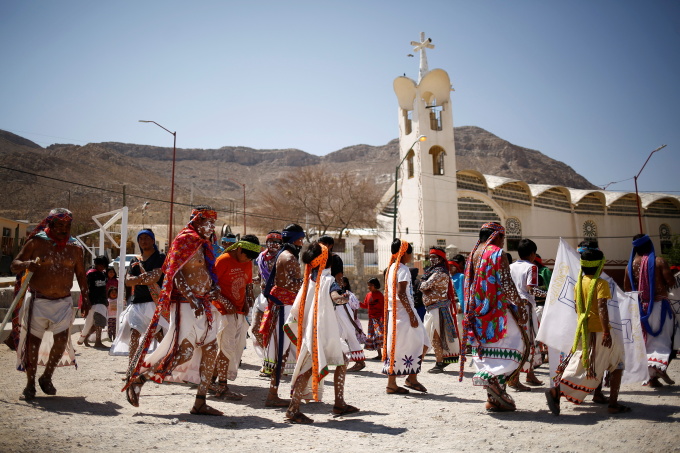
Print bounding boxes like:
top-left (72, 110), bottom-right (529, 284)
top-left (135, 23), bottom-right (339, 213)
top-left (392, 135), bottom-right (427, 239)
top-left (139, 120), bottom-right (177, 239)
top-left (226, 178), bottom-right (246, 234)
top-left (634, 144), bottom-right (667, 234)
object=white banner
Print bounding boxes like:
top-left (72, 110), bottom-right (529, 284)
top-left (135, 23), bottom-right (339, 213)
top-left (537, 238), bottom-right (647, 384)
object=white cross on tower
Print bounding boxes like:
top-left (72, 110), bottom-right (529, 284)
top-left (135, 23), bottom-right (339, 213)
top-left (410, 32), bottom-right (434, 82)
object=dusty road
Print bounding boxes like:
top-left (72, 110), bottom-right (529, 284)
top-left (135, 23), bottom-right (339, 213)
top-left (0, 325), bottom-right (678, 453)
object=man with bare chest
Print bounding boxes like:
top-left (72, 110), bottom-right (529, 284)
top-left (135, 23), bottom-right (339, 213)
top-left (124, 206), bottom-right (235, 416)
top-left (624, 234), bottom-right (677, 387)
top-left (261, 223), bottom-right (305, 407)
top-left (11, 208), bottom-right (88, 400)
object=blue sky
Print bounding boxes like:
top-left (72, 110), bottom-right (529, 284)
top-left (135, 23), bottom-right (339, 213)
top-left (1, 1), bottom-right (678, 193)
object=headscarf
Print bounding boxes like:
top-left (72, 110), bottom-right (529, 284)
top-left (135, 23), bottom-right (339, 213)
top-left (29, 209), bottom-right (74, 250)
top-left (296, 244), bottom-right (329, 401)
top-left (123, 208), bottom-right (218, 390)
top-left (460, 222), bottom-right (505, 382)
top-left (383, 239), bottom-right (409, 375)
top-left (627, 235), bottom-right (655, 304)
top-left (627, 235), bottom-right (671, 337)
top-left (572, 256), bottom-right (605, 376)
top-left (463, 222), bottom-right (505, 308)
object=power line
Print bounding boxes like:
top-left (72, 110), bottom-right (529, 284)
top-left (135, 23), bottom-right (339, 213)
top-left (0, 164), bottom-right (671, 241)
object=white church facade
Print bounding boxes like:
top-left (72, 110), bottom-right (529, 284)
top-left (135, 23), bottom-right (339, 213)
top-left (375, 33), bottom-right (680, 282)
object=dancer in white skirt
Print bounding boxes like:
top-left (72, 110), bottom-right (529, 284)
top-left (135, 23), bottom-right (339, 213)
top-left (284, 242), bottom-right (359, 424)
top-left (382, 239), bottom-right (431, 395)
top-left (625, 233), bottom-right (677, 388)
top-left (111, 229), bottom-right (168, 367)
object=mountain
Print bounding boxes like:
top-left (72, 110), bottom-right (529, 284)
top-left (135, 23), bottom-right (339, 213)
top-left (0, 126), bottom-right (596, 225)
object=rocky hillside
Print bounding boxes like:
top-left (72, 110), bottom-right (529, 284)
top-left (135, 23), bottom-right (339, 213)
top-left (0, 126), bottom-right (596, 226)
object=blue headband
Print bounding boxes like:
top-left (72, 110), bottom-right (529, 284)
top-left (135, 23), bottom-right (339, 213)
top-left (282, 230), bottom-right (305, 244)
top-left (221, 237), bottom-right (237, 243)
top-left (137, 229), bottom-right (158, 251)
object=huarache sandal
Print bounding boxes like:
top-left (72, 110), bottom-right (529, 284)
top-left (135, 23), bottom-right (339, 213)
top-left (592, 393), bottom-right (608, 404)
top-left (404, 380), bottom-right (427, 393)
top-left (386, 386), bottom-right (409, 395)
top-left (22, 386), bottom-right (36, 401)
top-left (486, 379), bottom-right (515, 411)
top-left (608, 403), bottom-right (631, 414)
top-left (190, 396), bottom-right (223, 416)
top-left (525, 375), bottom-right (544, 386)
top-left (332, 404), bottom-right (360, 416)
top-left (485, 399), bottom-right (514, 412)
top-left (38, 376), bottom-right (57, 395)
top-left (545, 389), bottom-right (560, 416)
top-left (285, 411), bottom-right (314, 424)
top-left (125, 375), bottom-right (146, 408)
top-left (347, 362), bottom-right (366, 372)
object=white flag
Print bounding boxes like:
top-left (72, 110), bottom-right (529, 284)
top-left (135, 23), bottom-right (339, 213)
top-left (537, 238), bottom-right (647, 384)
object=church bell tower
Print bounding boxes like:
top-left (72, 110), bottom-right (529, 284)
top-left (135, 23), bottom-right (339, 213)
top-left (392, 32), bottom-right (459, 257)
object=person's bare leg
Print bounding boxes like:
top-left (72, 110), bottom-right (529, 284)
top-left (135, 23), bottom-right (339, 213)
top-left (334, 364), bottom-right (347, 408)
top-left (38, 330), bottom-right (69, 395)
top-left (213, 351), bottom-right (229, 384)
top-left (192, 340), bottom-right (222, 415)
top-left (266, 349), bottom-right (290, 406)
top-left (22, 333), bottom-right (42, 399)
top-left (431, 331), bottom-right (444, 363)
top-left (286, 368), bottom-right (313, 423)
top-left (78, 326), bottom-right (94, 346)
top-left (592, 383), bottom-right (607, 404)
top-left (607, 369), bottom-right (630, 413)
top-left (127, 338), bottom-right (196, 408)
top-left (128, 329), bottom-right (141, 375)
top-left (94, 327), bottom-right (104, 348)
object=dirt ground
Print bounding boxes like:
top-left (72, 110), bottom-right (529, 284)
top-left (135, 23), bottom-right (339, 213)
top-left (0, 323), bottom-right (679, 453)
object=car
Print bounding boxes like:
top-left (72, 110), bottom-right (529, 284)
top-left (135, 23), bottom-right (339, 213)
top-left (112, 254), bottom-right (137, 274)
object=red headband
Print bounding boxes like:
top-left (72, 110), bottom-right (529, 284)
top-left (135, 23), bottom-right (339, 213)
top-left (190, 209), bottom-right (217, 222)
top-left (448, 260), bottom-right (463, 272)
top-left (266, 232), bottom-right (282, 242)
top-left (429, 248), bottom-right (447, 260)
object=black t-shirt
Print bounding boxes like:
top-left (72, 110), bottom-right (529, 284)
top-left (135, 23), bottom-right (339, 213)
top-left (128, 251), bottom-right (166, 304)
top-left (87, 270), bottom-right (108, 305)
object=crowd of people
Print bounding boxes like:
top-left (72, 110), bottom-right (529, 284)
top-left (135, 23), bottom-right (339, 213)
top-left (7, 207), bottom-right (678, 423)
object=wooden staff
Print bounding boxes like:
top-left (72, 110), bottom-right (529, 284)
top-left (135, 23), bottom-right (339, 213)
top-left (0, 258), bottom-right (40, 337)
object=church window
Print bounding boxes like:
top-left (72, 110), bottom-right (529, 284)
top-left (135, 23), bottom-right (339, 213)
top-left (458, 196), bottom-right (501, 232)
top-left (402, 109), bottom-right (412, 136)
top-left (491, 183), bottom-right (531, 206)
top-left (406, 150), bottom-right (415, 179)
top-left (429, 146), bottom-right (446, 175)
top-left (456, 172), bottom-right (487, 193)
top-left (429, 106), bottom-right (443, 131)
top-left (660, 224), bottom-right (672, 254)
top-left (574, 193), bottom-right (605, 215)
top-left (583, 220), bottom-right (598, 240)
top-left (506, 217), bottom-right (521, 252)
top-left (646, 199), bottom-right (680, 218)
top-left (608, 194), bottom-right (639, 216)
top-left (534, 188), bottom-right (571, 213)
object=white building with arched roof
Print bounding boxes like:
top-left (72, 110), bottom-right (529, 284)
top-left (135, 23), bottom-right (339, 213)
top-left (376, 33), bottom-right (680, 284)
